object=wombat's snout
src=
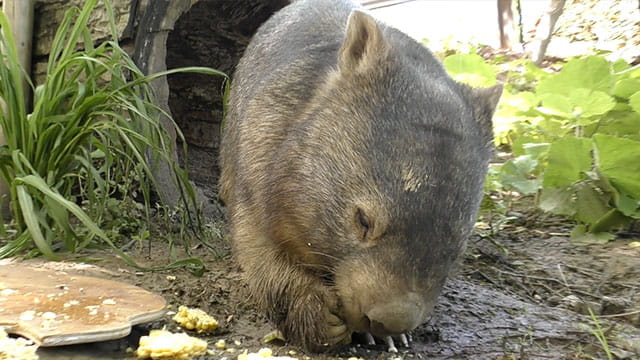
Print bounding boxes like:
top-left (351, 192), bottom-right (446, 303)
top-left (363, 292), bottom-right (425, 335)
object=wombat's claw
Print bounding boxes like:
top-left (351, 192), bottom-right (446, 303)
top-left (399, 333), bottom-right (409, 347)
top-left (364, 333), bottom-right (410, 351)
top-left (385, 336), bottom-right (398, 352)
top-left (365, 333), bottom-right (376, 345)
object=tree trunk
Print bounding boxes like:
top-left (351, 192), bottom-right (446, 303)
top-left (497, 0), bottom-right (516, 50)
top-left (527, 0), bottom-right (566, 66)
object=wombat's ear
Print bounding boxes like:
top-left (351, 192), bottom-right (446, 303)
top-left (465, 83), bottom-right (503, 128)
top-left (339, 10), bottom-right (388, 74)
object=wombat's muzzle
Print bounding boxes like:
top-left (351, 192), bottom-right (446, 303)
top-left (336, 262), bottom-right (433, 338)
top-left (363, 291), bottom-right (425, 336)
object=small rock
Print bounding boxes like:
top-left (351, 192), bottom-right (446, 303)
top-left (560, 295), bottom-right (601, 315)
top-left (601, 296), bottom-right (630, 315)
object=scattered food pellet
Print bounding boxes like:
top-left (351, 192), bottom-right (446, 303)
top-left (166, 275), bottom-right (177, 281)
top-left (215, 339), bottom-right (227, 349)
top-left (102, 298), bottom-right (117, 305)
top-left (63, 300), bottom-right (79, 307)
top-left (136, 329), bottom-right (207, 359)
top-left (19, 310), bottom-right (36, 321)
top-left (0, 288), bottom-right (17, 296)
top-left (0, 328), bottom-right (39, 360)
top-left (41, 312), bottom-right (57, 320)
top-left (263, 330), bottom-right (285, 343)
top-left (85, 305), bottom-right (99, 316)
top-left (173, 305), bottom-right (218, 333)
top-left (237, 347), bottom-right (298, 360)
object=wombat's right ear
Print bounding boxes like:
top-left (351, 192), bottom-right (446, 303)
top-left (463, 83), bottom-right (503, 128)
top-left (339, 10), bottom-right (388, 74)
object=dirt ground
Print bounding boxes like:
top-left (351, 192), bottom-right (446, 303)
top-left (21, 203), bottom-right (638, 360)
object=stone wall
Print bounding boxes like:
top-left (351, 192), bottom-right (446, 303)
top-left (32, 0), bottom-right (135, 85)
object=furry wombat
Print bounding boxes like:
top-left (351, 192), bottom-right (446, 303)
top-left (219, 0), bottom-right (502, 351)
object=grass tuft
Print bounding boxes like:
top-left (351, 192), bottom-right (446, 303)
top-left (0, 0), bottom-right (226, 271)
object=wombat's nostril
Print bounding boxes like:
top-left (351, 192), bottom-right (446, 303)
top-left (364, 292), bottom-right (424, 336)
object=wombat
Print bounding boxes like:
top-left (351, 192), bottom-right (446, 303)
top-left (219, 0), bottom-right (502, 352)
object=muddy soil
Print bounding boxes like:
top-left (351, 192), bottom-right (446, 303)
top-left (25, 206), bottom-right (639, 360)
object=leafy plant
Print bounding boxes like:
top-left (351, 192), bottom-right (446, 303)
top-left (0, 0), bottom-right (225, 269)
top-left (444, 52), bottom-right (640, 243)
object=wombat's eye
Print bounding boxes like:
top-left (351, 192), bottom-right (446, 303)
top-left (356, 208), bottom-right (371, 240)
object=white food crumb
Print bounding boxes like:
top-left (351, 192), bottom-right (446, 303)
top-left (237, 347), bottom-right (298, 360)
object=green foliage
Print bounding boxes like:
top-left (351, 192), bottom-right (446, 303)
top-left (444, 52), bottom-right (640, 243)
top-left (443, 53), bottom-right (498, 87)
top-left (0, 0), bottom-right (225, 268)
top-left (497, 155), bottom-right (542, 196)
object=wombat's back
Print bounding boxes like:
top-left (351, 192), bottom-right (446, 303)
top-left (220, 0), bottom-right (451, 204)
top-left (220, 0), bottom-right (350, 206)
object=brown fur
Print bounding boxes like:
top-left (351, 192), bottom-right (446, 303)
top-left (219, 0), bottom-right (502, 351)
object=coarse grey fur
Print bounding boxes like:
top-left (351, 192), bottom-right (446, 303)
top-left (219, 0), bottom-right (502, 351)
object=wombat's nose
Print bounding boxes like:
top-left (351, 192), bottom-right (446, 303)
top-left (365, 292), bottom-right (424, 335)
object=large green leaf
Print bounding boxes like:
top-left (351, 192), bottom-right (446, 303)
top-left (539, 187), bottom-right (576, 216)
top-left (538, 93), bottom-right (572, 116)
top-left (613, 78), bottom-right (640, 99)
top-left (615, 192), bottom-right (640, 218)
top-left (538, 88), bottom-right (614, 121)
top-left (568, 89), bottom-right (615, 119)
top-left (570, 225), bottom-right (615, 245)
top-left (593, 134), bottom-right (640, 199)
top-left (574, 183), bottom-right (612, 225)
top-left (629, 91), bottom-right (640, 114)
top-left (498, 155), bottom-right (542, 195)
top-left (443, 53), bottom-right (497, 88)
top-left (612, 58), bottom-right (631, 73)
top-left (543, 136), bottom-right (593, 188)
top-left (537, 56), bottom-right (613, 95)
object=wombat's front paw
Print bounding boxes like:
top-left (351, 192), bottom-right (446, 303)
top-left (326, 311), bottom-right (351, 346)
top-left (281, 287), bottom-right (351, 351)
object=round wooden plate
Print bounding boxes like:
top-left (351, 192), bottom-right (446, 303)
top-left (0, 261), bottom-right (167, 346)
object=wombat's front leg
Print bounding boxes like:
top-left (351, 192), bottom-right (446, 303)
top-left (279, 279), bottom-right (351, 351)
top-left (239, 244), bottom-right (351, 351)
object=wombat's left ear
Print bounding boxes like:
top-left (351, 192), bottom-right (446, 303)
top-left (339, 10), bottom-right (389, 74)
top-left (465, 83), bottom-right (503, 127)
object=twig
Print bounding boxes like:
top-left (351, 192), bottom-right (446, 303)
top-left (598, 309), bottom-right (640, 318)
top-left (490, 266), bottom-right (602, 300)
top-left (557, 264), bottom-right (570, 288)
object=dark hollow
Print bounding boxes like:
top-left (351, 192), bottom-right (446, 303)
top-left (166, 0), bottom-right (289, 192)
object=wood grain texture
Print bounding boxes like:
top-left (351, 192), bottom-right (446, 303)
top-left (0, 262), bottom-right (166, 346)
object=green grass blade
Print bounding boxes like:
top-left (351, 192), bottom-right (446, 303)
top-left (16, 185), bottom-right (58, 260)
top-left (16, 175), bottom-right (109, 242)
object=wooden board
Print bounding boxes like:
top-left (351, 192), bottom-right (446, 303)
top-left (0, 262), bottom-right (167, 346)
